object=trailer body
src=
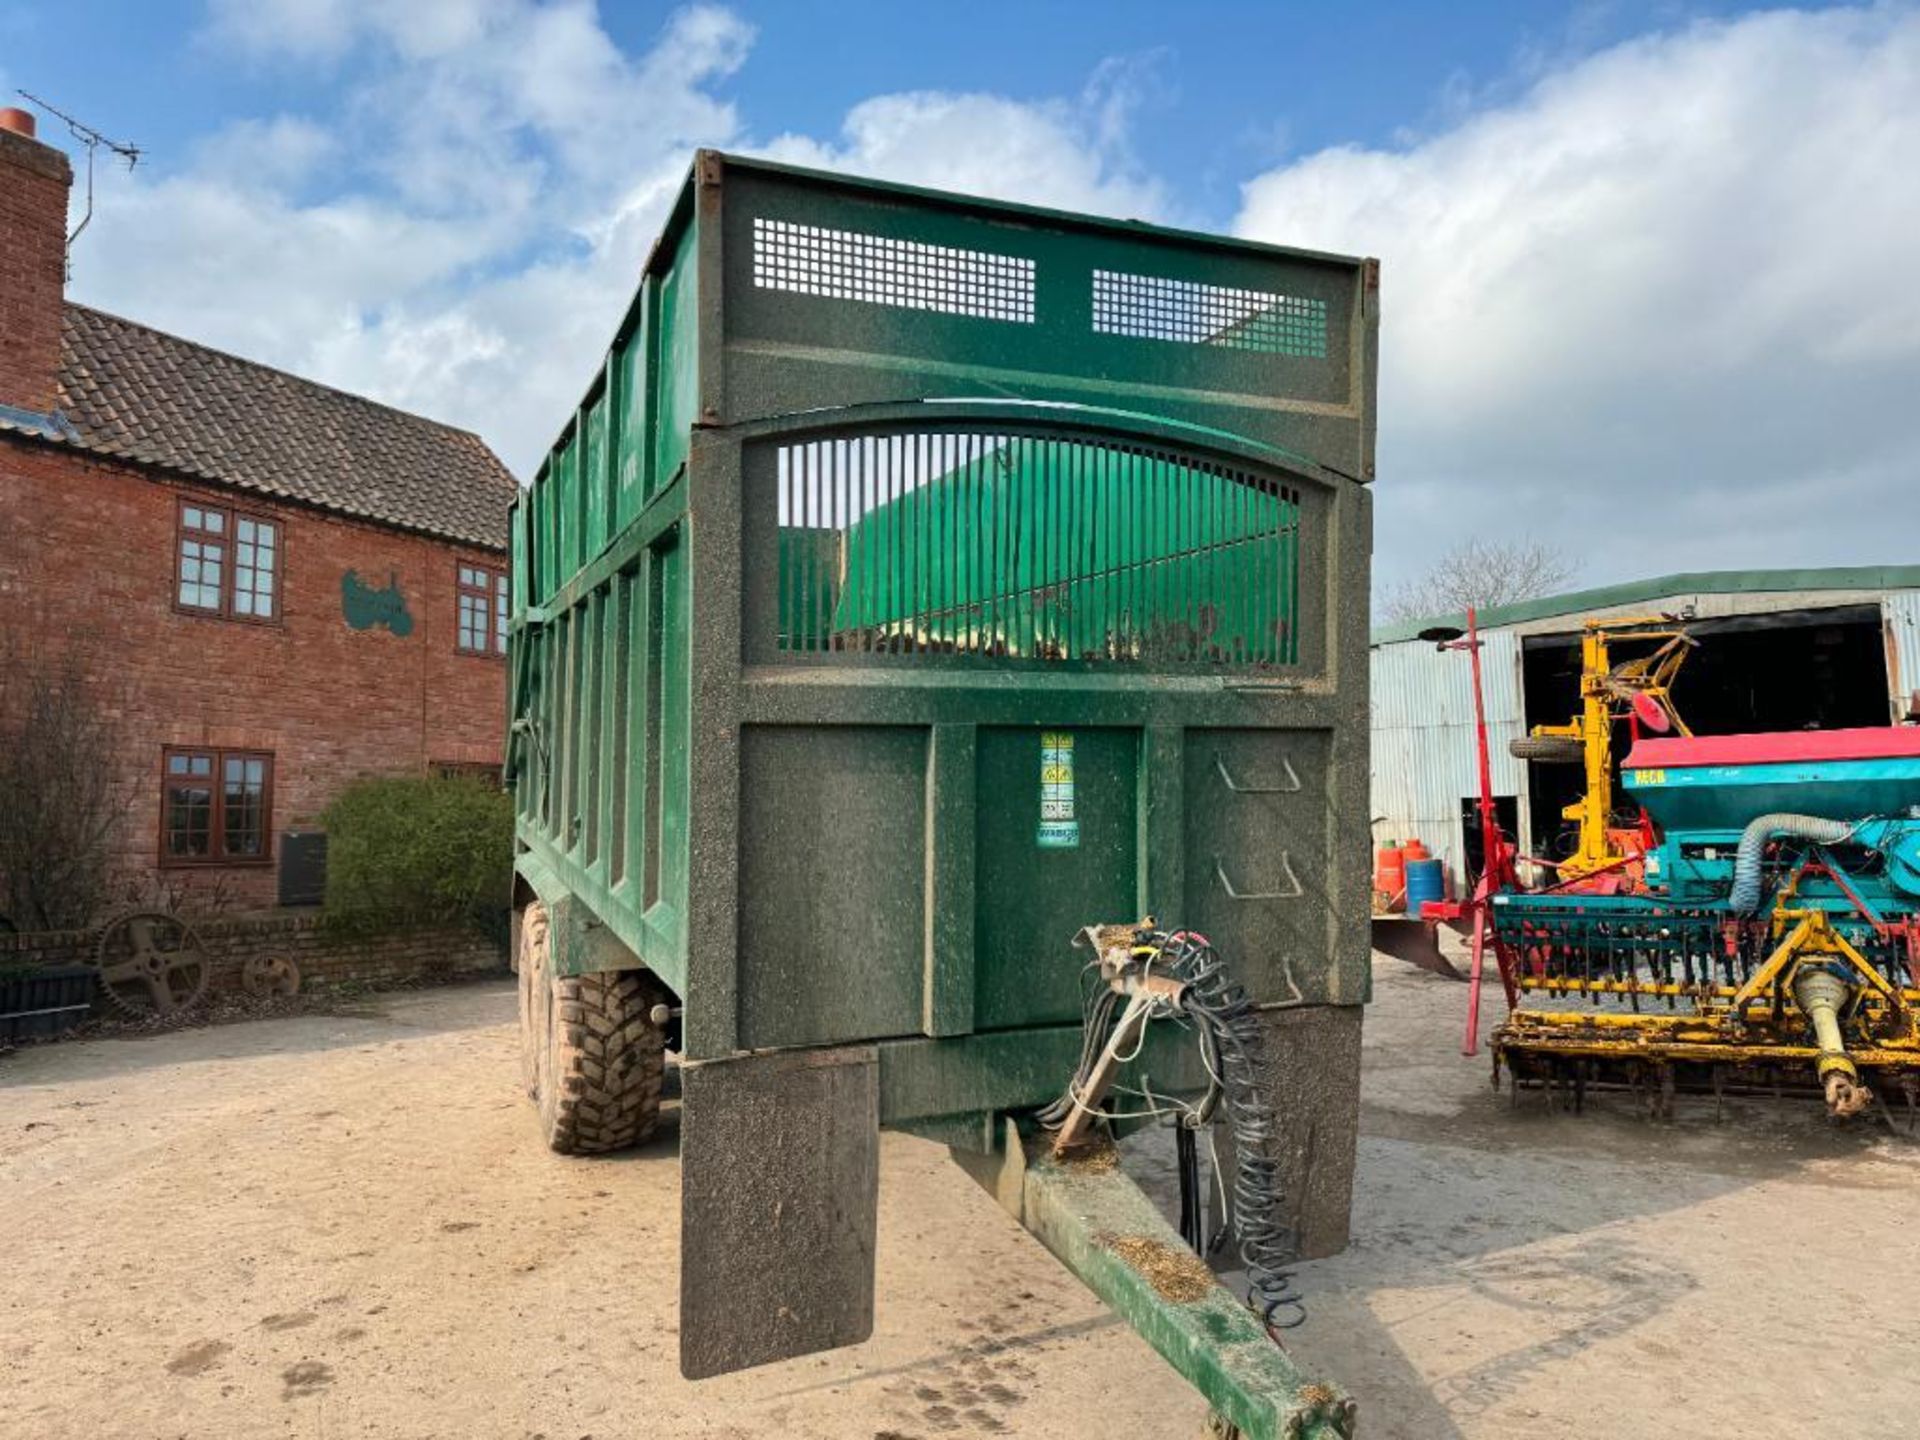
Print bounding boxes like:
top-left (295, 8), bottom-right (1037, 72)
top-left (507, 152), bottom-right (1376, 1394)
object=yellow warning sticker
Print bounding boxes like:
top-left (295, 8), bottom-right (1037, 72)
top-left (1038, 731), bottom-right (1079, 849)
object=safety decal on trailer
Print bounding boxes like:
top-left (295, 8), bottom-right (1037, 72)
top-left (1037, 731), bottom-right (1080, 849)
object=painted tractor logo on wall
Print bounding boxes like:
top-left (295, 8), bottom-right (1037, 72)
top-left (341, 569), bottom-right (414, 637)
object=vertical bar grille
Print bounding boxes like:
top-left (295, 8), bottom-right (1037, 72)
top-left (773, 431), bottom-right (1302, 667)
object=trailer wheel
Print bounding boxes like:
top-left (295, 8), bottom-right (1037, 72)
top-left (516, 900), bottom-right (671, 1155)
top-left (1508, 735), bottom-right (1586, 764)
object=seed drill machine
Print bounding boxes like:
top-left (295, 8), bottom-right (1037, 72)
top-left (1438, 615), bottom-right (1920, 1117)
top-left (506, 153), bottom-right (1377, 1437)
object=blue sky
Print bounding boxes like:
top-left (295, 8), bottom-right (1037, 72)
top-left (2, 1), bottom-right (1913, 590)
top-left (8, 1), bottom-right (1806, 223)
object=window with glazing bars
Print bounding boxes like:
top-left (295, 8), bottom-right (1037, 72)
top-left (176, 501), bottom-right (280, 620)
top-left (162, 748), bottom-right (272, 864)
top-left (457, 563), bottom-right (508, 656)
top-left (772, 433), bottom-right (1302, 666)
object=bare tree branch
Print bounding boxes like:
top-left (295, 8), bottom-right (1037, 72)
top-left (0, 629), bottom-right (133, 931)
top-left (1379, 537), bottom-right (1579, 626)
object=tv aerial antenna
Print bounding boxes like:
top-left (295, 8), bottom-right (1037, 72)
top-left (16, 91), bottom-right (142, 253)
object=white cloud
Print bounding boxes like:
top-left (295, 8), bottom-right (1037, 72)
top-left (1236, 7), bottom-right (1920, 591)
top-left (757, 53), bottom-right (1170, 222)
top-left (72, 4), bottom-right (757, 475)
top-left (67, 3), bottom-right (1165, 479)
top-left (66, 0), bottom-right (1915, 603)
top-left (189, 116), bottom-right (339, 192)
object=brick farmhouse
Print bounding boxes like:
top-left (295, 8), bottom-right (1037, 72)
top-left (0, 107), bottom-right (521, 917)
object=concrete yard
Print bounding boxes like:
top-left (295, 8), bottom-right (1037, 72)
top-left (3, 958), bottom-right (1916, 1439)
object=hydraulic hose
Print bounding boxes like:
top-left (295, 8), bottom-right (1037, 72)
top-left (1728, 814), bottom-right (1856, 915)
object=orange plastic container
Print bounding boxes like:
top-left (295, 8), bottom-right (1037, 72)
top-left (1373, 842), bottom-right (1407, 909)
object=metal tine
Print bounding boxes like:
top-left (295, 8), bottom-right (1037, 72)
top-left (1181, 454), bottom-right (1193, 660)
top-left (941, 430), bottom-right (953, 653)
top-left (799, 440), bottom-right (811, 652)
top-left (1122, 442), bottom-right (1133, 658)
top-left (1207, 457), bottom-right (1220, 660)
top-left (1174, 450), bottom-right (1184, 657)
top-left (923, 429), bottom-right (935, 653)
top-left (1086, 438), bottom-right (1098, 660)
top-left (1214, 457), bottom-right (1227, 660)
top-left (1109, 439), bottom-right (1121, 660)
top-left (980, 431), bottom-right (990, 655)
top-left (1048, 431), bottom-right (1059, 659)
top-left (816, 441), bottom-right (828, 653)
top-left (808, 440), bottom-right (821, 652)
top-left (1029, 433), bottom-right (1044, 660)
top-left (996, 431), bottom-right (1009, 657)
top-left (1072, 434), bottom-right (1083, 659)
top-left (1111, 442), bottom-right (1121, 659)
top-left (998, 430), bottom-right (1010, 657)
top-left (781, 447), bottom-right (792, 650)
top-left (1194, 457), bottom-right (1206, 658)
top-left (1146, 446), bottom-right (1157, 658)
top-left (910, 428), bottom-right (917, 652)
top-left (891, 433), bottom-right (903, 656)
top-left (858, 435), bottom-right (871, 654)
top-left (1019, 431), bottom-right (1028, 656)
top-left (834, 439), bottom-right (847, 652)
top-left (1174, 455), bottom-right (1187, 660)
top-left (1054, 433), bottom-right (1064, 660)
top-left (1252, 470), bottom-right (1264, 665)
top-left (1121, 443), bottom-right (1136, 664)
top-left (1290, 484), bottom-right (1301, 661)
top-left (1065, 433), bottom-right (1074, 659)
top-left (1234, 460), bottom-right (1245, 663)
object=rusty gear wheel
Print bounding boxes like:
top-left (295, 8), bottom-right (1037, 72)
top-left (93, 911), bottom-right (211, 1016)
top-left (242, 954), bottom-right (301, 998)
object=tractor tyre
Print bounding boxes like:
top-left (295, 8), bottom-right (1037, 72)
top-left (1508, 735), bottom-right (1586, 764)
top-left (516, 899), bottom-right (671, 1155)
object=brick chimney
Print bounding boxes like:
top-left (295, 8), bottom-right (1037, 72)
top-left (0, 107), bottom-right (72, 414)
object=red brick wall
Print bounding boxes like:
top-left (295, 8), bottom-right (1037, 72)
top-left (0, 436), bottom-right (507, 912)
top-left (0, 124), bottom-right (72, 414)
top-left (0, 916), bottom-right (506, 1001)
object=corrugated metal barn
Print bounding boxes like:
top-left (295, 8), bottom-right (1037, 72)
top-left (1371, 566), bottom-right (1920, 893)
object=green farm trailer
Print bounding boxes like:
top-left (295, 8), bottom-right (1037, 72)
top-left (507, 151), bottom-right (1376, 1437)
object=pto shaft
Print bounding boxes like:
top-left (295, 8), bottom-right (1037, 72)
top-left (1791, 968), bottom-right (1873, 1118)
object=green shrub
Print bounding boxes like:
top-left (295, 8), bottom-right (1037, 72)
top-left (320, 775), bottom-right (513, 936)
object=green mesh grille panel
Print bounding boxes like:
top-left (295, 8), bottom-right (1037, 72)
top-left (1091, 269), bottom-right (1328, 357)
top-left (753, 217), bottom-right (1036, 323)
top-left (774, 431), bottom-right (1301, 667)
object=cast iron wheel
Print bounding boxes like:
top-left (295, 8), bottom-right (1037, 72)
top-left (93, 911), bottom-right (210, 1016)
top-left (241, 954), bottom-right (301, 998)
top-left (516, 899), bottom-right (671, 1155)
top-left (1508, 735), bottom-right (1586, 764)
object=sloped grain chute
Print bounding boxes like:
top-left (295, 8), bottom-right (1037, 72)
top-left (505, 150), bottom-right (1378, 1437)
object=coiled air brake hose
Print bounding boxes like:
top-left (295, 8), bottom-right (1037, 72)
top-left (1159, 930), bottom-right (1306, 1335)
top-left (1042, 928), bottom-right (1305, 1335)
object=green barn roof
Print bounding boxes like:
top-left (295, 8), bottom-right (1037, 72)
top-left (1371, 565), bottom-right (1920, 646)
